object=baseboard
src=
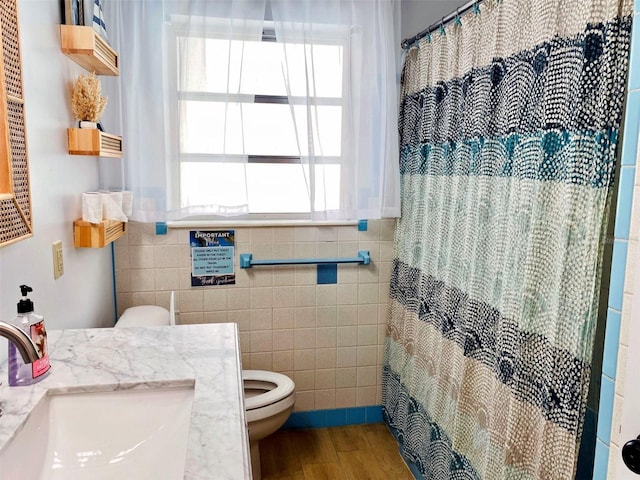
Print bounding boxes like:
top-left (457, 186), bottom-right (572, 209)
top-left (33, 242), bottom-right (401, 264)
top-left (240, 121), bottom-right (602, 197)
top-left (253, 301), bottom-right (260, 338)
top-left (283, 405), bottom-right (383, 429)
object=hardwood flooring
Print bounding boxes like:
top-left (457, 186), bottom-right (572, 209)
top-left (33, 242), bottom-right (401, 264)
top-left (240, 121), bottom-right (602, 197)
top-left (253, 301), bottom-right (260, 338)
top-left (259, 423), bottom-right (415, 480)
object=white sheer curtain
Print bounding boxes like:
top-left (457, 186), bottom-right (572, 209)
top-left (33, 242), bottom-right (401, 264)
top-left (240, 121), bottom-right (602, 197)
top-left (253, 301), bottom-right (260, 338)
top-left (102, 0), bottom-right (266, 222)
top-left (270, 0), bottom-right (401, 219)
top-left (102, 0), bottom-right (400, 222)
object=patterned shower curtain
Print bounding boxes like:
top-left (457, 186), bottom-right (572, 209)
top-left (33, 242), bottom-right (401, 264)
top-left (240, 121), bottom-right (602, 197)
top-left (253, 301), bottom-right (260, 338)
top-left (383, 0), bottom-right (632, 479)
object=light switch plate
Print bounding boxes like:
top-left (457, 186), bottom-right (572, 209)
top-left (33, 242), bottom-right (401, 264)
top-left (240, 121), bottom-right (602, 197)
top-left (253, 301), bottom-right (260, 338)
top-left (52, 241), bottom-right (64, 279)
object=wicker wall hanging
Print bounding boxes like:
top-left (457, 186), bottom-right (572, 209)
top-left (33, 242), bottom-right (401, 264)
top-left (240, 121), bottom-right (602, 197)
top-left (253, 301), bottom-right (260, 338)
top-left (0, 0), bottom-right (32, 247)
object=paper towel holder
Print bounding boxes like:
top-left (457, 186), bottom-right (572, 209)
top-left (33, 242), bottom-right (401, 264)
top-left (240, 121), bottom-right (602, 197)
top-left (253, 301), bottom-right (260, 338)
top-left (73, 219), bottom-right (127, 248)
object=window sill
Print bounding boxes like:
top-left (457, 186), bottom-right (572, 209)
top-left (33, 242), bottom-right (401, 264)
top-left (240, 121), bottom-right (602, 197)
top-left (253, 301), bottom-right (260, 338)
top-left (165, 219), bottom-right (359, 228)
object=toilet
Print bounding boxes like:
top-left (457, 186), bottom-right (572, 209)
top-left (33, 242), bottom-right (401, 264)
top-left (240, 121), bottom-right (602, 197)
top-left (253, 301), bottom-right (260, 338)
top-left (114, 293), bottom-right (296, 480)
top-left (243, 369), bottom-right (295, 480)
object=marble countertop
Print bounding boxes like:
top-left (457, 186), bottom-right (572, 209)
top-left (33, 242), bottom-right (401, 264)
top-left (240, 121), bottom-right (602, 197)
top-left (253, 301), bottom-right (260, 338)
top-left (0, 323), bottom-right (251, 479)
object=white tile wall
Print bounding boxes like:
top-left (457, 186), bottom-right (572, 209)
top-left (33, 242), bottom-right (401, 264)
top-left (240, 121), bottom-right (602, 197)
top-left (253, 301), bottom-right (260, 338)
top-left (115, 220), bottom-right (396, 411)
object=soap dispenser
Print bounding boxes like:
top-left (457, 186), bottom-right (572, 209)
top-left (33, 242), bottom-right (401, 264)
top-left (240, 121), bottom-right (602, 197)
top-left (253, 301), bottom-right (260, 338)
top-left (8, 285), bottom-right (51, 386)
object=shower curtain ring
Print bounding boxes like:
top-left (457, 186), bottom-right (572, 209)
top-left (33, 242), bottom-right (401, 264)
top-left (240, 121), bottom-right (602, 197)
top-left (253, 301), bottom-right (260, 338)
top-left (454, 8), bottom-right (462, 26)
top-left (439, 18), bottom-right (446, 35)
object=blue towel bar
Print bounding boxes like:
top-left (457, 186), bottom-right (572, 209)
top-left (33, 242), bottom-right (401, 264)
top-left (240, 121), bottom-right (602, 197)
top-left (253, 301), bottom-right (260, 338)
top-left (239, 251), bottom-right (370, 269)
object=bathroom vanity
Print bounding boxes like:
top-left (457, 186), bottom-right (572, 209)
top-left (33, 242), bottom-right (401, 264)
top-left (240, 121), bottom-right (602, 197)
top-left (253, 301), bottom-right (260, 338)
top-left (0, 323), bottom-right (251, 479)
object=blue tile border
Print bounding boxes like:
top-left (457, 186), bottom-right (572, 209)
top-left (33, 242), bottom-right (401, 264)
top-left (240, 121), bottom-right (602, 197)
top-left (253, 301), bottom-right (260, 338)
top-left (326, 408), bottom-right (347, 427)
top-left (365, 405), bottom-right (383, 423)
top-left (621, 90), bottom-right (640, 166)
top-left (283, 405), bottom-right (383, 429)
top-left (346, 406), bottom-right (366, 424)
top-left (596, 375), bottom-right (616, 445)
top-left (593, 439), bottom-right (610, 480)
top-left (602, 309), bottom-right (622, 379)
top-left (614, 166), bottom-right (636, 238)
top-left (283, 410), bottom-right (326, 429)
top-left (607, 240), bottom-right (629, 311)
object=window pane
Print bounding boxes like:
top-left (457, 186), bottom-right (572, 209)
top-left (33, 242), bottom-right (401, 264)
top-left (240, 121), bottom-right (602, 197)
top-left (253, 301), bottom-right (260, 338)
top-left (178, 37), bottom-right (234, 94)
top-left (246, 163), bottom-right (310, 212)
top-left (181, 162), bottom-right (340, 213)
top-left (181, 101), bottom-right (342, 156)
top-left (180, 162), bottom-right (248, 209)
top-left (180, 102), bottom-right (232, 155)
top-left (281, 43), bottom-right (343, 98)
top-left (176, 32), bottom-right (346, 216)
top-left (178, 38), bottom-right (343, 98)
top-left (247, 163), bottom-right (340, 212)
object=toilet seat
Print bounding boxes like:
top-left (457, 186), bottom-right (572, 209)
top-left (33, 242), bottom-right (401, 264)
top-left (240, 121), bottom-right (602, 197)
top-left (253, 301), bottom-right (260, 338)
top-left (243, 370), bottom-right (295, 410)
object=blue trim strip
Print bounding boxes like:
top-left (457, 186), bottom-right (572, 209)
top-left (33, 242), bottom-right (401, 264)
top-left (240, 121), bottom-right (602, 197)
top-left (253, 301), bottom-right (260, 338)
top-left (240, 251), bottom-right (370, 268)
top-left (593, 439), bottom-right (610, 480)
top-left (283, 405), bottom-right (383, 429)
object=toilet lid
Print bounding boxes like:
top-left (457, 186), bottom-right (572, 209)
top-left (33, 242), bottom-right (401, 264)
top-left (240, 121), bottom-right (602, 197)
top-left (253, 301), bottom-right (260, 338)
top-left (243, 370), bottom-right (295, 410)
top-left (116, 306), bottom-right (171, 327)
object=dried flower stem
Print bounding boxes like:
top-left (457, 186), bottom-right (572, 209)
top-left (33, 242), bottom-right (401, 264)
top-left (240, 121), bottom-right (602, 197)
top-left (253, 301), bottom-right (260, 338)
top-left (71, 73), bottom-right (107, 122)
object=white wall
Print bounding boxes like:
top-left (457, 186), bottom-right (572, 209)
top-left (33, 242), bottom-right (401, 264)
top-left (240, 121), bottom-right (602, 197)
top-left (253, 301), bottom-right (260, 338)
top-left (0, 0), bottom-right (116, 363)
top-left (401, 0), bottom-right (467, 40)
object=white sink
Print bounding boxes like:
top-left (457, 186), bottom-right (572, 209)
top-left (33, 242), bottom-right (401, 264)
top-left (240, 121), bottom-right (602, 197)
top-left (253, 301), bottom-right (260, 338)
top-left (0, 385), bottom-right (195, 480)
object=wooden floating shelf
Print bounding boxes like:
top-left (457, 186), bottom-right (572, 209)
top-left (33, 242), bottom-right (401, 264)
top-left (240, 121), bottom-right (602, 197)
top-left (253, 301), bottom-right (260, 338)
top-left (74, 219), bottom-right (126, 248)
top-left (60, 25), bottom-right (119, 75)
top-left (68, 128), bottom-right (123, 158)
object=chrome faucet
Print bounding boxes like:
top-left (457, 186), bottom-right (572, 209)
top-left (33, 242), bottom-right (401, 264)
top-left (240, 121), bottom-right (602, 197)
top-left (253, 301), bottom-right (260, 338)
top-left (0, 321), bottom-right (41, 363)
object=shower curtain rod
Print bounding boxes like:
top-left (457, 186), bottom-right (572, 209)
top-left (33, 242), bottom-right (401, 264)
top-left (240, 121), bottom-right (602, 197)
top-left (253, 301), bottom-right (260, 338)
top-left (400, 0), bottom-right (483, 49)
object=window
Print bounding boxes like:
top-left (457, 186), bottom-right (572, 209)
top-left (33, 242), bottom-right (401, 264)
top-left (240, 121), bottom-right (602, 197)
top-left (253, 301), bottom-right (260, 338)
top-left (171, 20), bottom-right (347, 218)
top-left (111, 1), bottom-right (400, 223)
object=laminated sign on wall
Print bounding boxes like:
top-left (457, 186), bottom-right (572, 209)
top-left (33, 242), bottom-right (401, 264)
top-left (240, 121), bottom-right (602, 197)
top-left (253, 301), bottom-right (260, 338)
top-left (190, 230), bottom-right (235, 287)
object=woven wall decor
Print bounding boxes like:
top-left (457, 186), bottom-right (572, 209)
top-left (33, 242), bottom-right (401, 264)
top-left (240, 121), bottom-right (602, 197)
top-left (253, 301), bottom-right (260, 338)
top-left (0, 0), bottom-right (32, 247)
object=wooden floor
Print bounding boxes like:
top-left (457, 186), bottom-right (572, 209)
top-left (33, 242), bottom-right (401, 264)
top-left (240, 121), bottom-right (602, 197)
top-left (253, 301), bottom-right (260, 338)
top-left (259, 423), bottom-right (415, 480)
